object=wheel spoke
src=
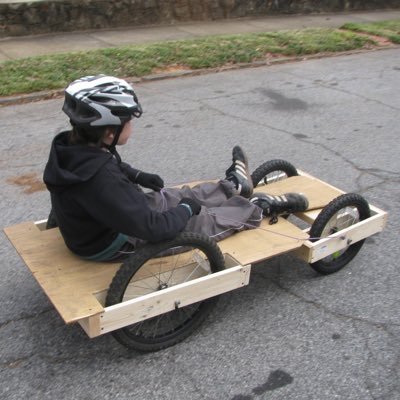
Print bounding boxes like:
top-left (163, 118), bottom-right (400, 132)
top-left (151, 314), bottom-right (162, 338)
top-left (131, 282), bottom-right (158, 292)
top-left (139, 264), bottom-right (163, 286)
top-left (165, 248), bottom-right (182, 286)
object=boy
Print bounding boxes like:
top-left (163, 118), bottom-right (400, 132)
top-left (43, 75), bottom-right (308, 261)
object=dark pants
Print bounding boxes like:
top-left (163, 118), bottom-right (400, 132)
top-left (109, 180), bottom-right (263, 261)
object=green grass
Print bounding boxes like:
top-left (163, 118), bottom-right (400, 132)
top-left (0, 28), bottom-right (375, 96)
top-left (342, 19), bottom-right (400, 44)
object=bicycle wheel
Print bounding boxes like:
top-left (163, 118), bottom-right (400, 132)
top-left (251, 159), bottom-right (298, 188)
top-left (309, 193), bottom-right (371, 275)
top-left (106, 232), bottom-right (225, 352)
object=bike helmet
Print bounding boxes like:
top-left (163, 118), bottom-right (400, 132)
top-left (62, 75), bottom-right (142, 129)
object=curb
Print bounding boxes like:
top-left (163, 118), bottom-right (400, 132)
top-left (0, 45), bottom-right (397, 107)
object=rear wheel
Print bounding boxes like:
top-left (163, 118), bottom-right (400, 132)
top-left (309, 193), bottom-right (371, 275)
top-left (251, 159), bottom-right (298, 188)
top-left (106, 232), bottom-right (225, 352)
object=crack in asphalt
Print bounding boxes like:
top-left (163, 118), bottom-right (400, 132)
top-left (194, 99), bottom-right (400, 188)
top-left (0, 347), bottom-right (126, 370)
top-left (269, 275), bottom-right (400, 329)
top-left (252, 259), bottom-right (400, 398)
top-left (173, 364), bottom-right (215, 400)
top-left (0, 307), bottom-right (53, 330)
top-left (282, 70), bottom-right (400, 112)
top-left (1, 354), bottom-right (34, 370)
top-left (250, 257), bottom-right (400, 330)
top-left (128, 78), bottom-right (400, 193)
top-left (136, 68), bottom-right (399, 195)
top-left (353, 320), bottom-right (400, 400)
top-left (354, 320), bottom-right (378, 398)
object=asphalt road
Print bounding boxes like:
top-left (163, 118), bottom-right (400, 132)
top-left (1, 48), bottom-right (399, 400)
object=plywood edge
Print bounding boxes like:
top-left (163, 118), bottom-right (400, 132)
top-left (34, 219), bottom-right (48, 231)
top-left (60, 295), bottom-right (105, 324)
top-left (4, 220), bottom-right (37, 242)
top-left (4, 221), bottom-right (108, 324)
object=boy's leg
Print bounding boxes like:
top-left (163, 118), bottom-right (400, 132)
top-left (145, 180), bottom-right (235, 210)
top-left (144, 143), bottom-right (254, 210)
top-left (184, 195), bottom-right (262, 241)
top-left (141, 144), bottom-right (260, 241)
top-left (145, 182), bottom-right (263, 242)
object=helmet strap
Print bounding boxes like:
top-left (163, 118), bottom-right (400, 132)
top-left (101, 125), bottom-right (123, 163)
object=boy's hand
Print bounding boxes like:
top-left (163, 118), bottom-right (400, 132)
top-left (179, 198), bottom-right (201, 216)
top-left (136, 172), bottom-right (164, 191)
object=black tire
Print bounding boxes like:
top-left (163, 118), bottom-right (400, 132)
top-left (106, 232), bottom-right (225, 352)
top-left (251, 159), bottom-right (298, 188)
top-left (309, 193), bottom-right (371, 275)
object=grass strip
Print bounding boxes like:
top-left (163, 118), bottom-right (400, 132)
top-left (0, 28), bottom-right (373, 96)
top-left (342, 19), bottom-right (400, 44)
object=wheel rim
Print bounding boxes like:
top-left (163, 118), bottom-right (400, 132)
top-left (319, 206), bottom-right (360, 262)
top-left (121, 245), bottom-right (213, 341)
top-left (261, 170), bottom-right (290, 185)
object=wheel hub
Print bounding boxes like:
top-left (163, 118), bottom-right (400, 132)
top-left (158, 282), bottom-right (168, 290)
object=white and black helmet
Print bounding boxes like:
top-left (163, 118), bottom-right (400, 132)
top-left (62, 75), bottom-right (142, 128)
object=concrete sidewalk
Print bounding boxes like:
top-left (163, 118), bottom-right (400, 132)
top-left (0, 9), bottom-right (399, 62)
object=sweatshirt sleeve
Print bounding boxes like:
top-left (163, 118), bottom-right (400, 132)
top-left (79, 162), bottom-right (190, 243)
top-left (119, 161), bottom-right (141, 182)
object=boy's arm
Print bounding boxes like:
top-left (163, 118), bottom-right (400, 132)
top-left (82, 165), bottom-right (189, 242)
top-left (119, 161), bottom-right (141, 181)
top-left (119, 161), bottom-right (164, 191)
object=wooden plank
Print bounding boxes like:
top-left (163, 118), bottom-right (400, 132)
top-left (122, 261), bottom-right (209, 301)
top-left (34, 219), bottom-right (48, 231)
top-left (95, 264), bottom-right (251, 336)
top-left (78, 313), bottom-right (101, 338)
top-left (293, 208), bottom-right (387, 263)
top-left (297, 209), bottom-right (321, 225)
top-left (93, 252), bottom-right (241, 307)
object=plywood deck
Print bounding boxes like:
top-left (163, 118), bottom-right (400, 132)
top-left (4, 222), bottom-right (119, 323)
top-left (254, 174), bottom-right (343, 210)
top-left (4, 175), bottom-right (343, 325)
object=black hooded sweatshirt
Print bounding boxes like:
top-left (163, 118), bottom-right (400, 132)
top-left (43, 131), bottom-right (190, 257)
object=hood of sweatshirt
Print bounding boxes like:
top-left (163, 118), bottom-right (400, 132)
top-left (43, 131), bottom-right (113, 193)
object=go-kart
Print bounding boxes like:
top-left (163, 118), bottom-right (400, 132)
top-left (4, 160), bottom-right (387, 352)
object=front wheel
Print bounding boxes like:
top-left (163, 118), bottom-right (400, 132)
top-left (251, 159), bottom-right (298, 188)
top-left (105, 232), bottom-right (225, 352)
top-left (309, 193), bottom-right (371, 275)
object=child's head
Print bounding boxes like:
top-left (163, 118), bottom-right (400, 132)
top-left (62, 75), bottom-right (142, 148)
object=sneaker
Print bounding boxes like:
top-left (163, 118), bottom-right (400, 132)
top-left (226, 145), bottom-right (253, 198)
top-left (250, 193), bottom-right (309, 217)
